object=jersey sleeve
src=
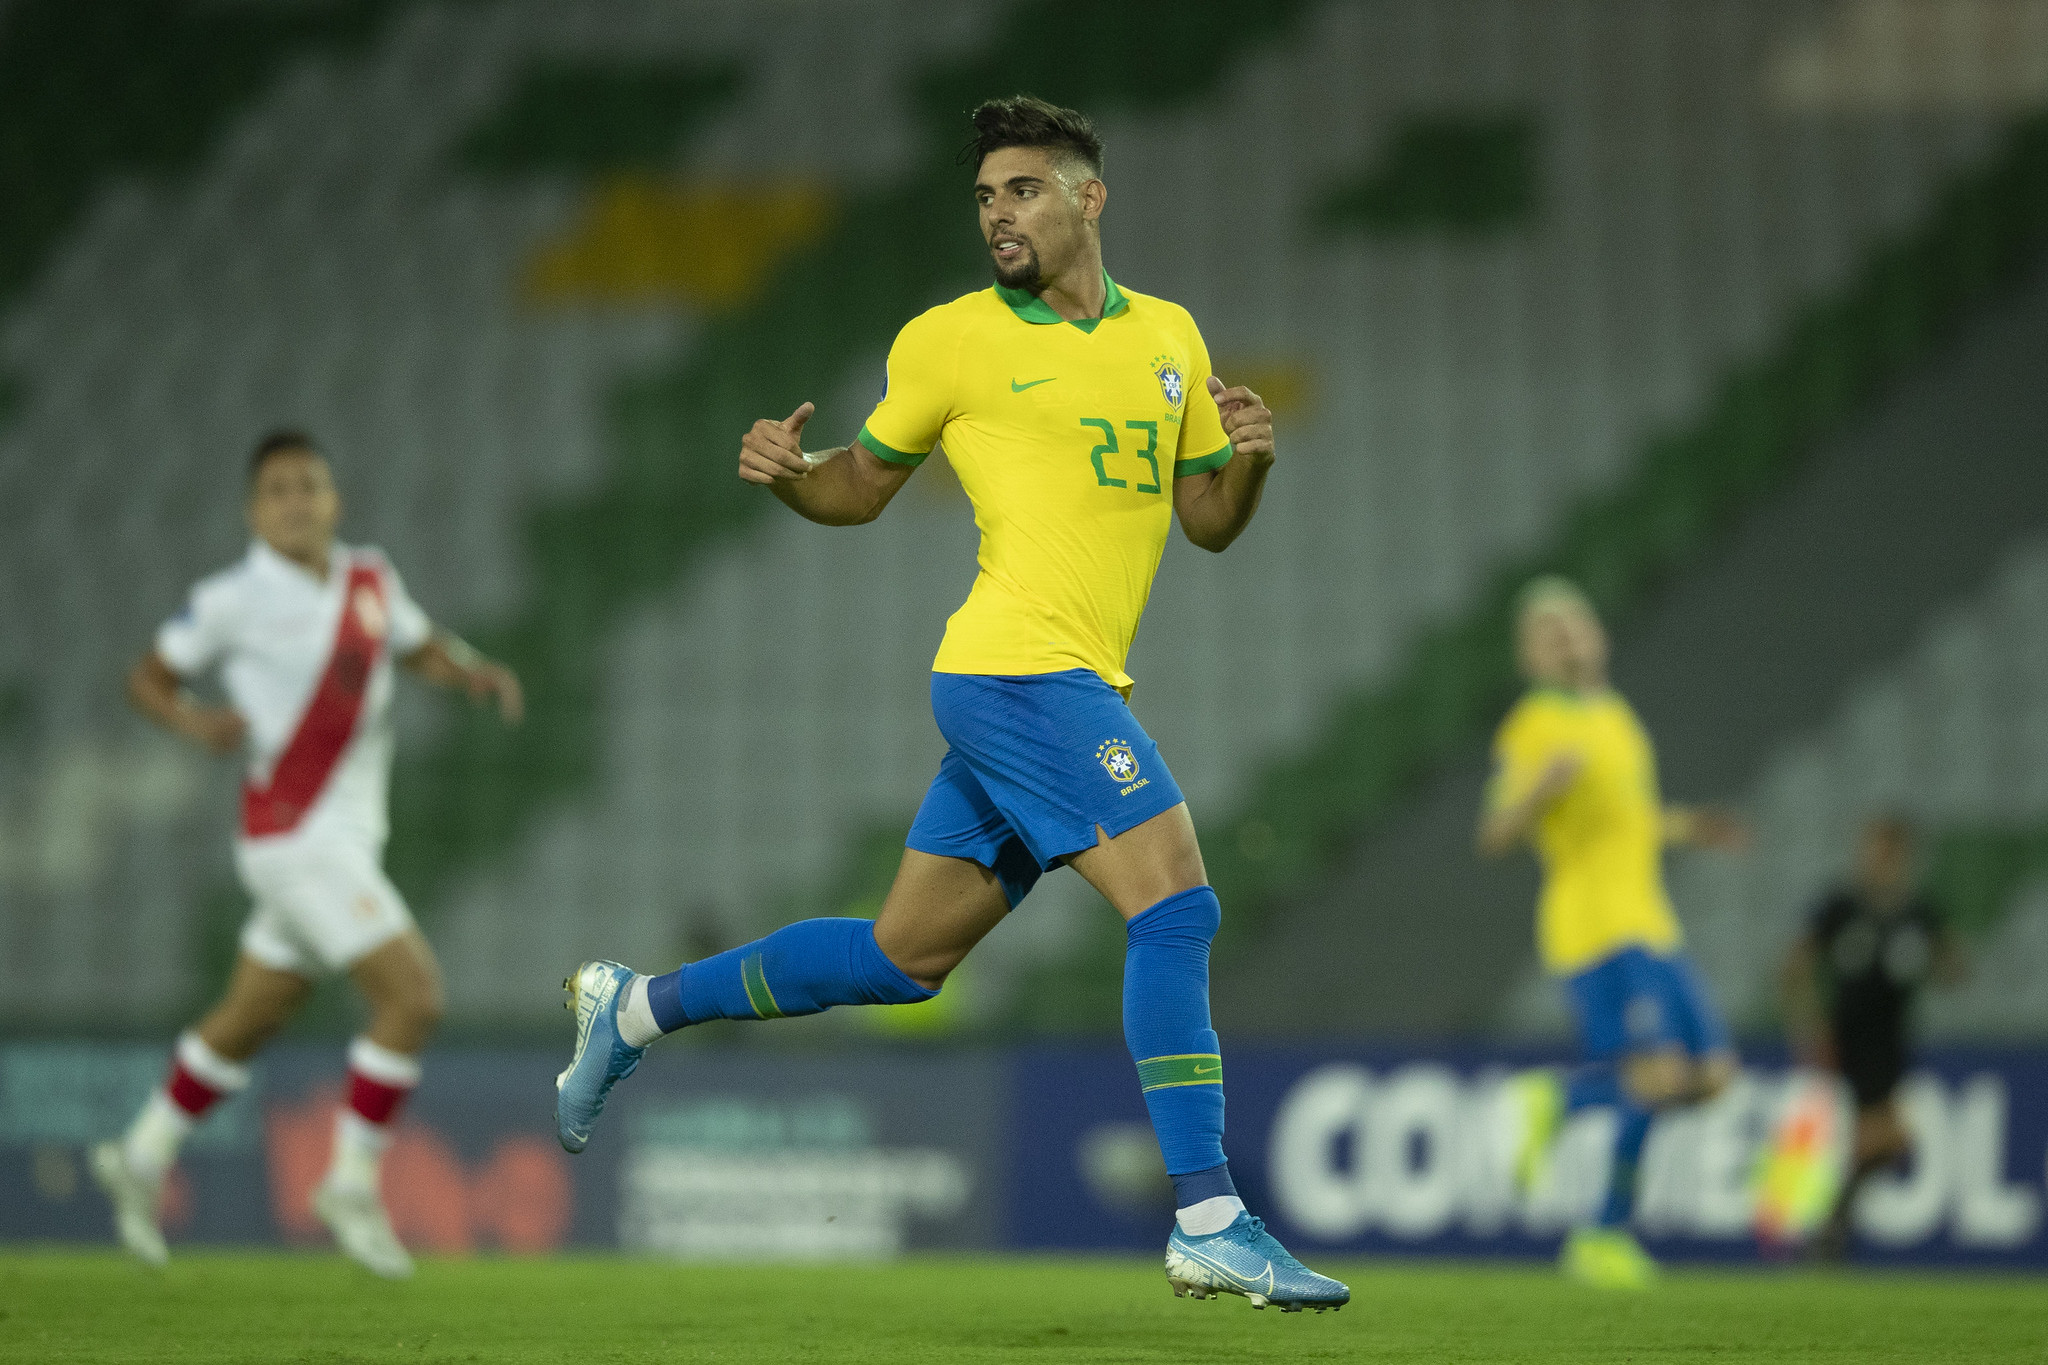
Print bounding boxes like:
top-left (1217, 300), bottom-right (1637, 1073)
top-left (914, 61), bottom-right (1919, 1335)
top-left (154, 578), bottom-right (236, 678)
top-left (1173, 315), bottom-right (1232, 477)
top-left (1486, 699), bottom-right (1561, 813)
top-left (857, 307), bottom-right (958, 468)
top-left (374, 553), bottom-right (434, 656)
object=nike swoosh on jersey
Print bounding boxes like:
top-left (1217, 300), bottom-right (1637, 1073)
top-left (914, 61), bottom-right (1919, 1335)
top-left (1010, 377), bottom-right (1056, 392)
top-left (1193, 1064), bottom-right (1219, 1075)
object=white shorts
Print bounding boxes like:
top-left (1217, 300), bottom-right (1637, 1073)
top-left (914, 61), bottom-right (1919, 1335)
top-left (233, 836), bottom-right (416, 976)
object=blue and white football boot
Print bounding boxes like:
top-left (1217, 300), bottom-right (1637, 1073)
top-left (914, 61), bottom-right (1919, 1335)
top-left (1165, 1212), bottom-right (1350, 1312)
top-left (555, 960), bottom-right (645, 1154)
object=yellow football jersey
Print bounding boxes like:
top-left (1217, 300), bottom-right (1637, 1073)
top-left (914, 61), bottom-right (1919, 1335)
top-left (1488, 688), bottom-right (1683, 975)
top-left (857, 273), bottom-right (1232, 689)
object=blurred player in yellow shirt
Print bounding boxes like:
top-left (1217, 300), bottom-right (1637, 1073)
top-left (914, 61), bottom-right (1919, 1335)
top-left (1478, 577), bottom-right (1745, 1287)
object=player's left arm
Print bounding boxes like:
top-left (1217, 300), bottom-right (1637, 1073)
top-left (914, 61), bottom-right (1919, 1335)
top-left (1662, 804), bottom-right (1749, 851)
top-left (1930, 916), bottom-right (1970, 986)
top-left (1476, 751), bottom-right (1582, 857)
top-left (1778, 929), bottom-right (1833, 1067)
top-left (402, 632), bottom-right (524, 725)
top-left (377, 557), bottom-right (522, 723)
top-left (1174, 374), bottom-right (1274, 553)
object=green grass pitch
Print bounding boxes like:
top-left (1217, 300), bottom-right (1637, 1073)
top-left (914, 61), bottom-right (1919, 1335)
top-left (0, 1252), bottom-right (2042, 1363)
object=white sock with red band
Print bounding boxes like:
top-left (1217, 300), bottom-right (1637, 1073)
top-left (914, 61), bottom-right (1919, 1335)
top-left (328, 1037), bottom-right (421, 1194)
top-left (124, 1032), bottom-right (251, 1181)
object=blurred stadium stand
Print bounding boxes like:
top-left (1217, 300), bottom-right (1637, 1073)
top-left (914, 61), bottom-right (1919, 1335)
top-left (1, 0), bottom-right (2045, 1042)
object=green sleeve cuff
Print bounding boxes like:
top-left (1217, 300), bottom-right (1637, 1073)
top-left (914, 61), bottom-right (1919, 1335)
top-left (1174, 442), bottom-right (1233, 477)
top-left (857, 424), bottom-right (930, 467)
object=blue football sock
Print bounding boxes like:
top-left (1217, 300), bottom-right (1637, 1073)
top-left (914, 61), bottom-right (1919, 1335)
top-left (1170, 1162), bottom-right (1238, 1208)
top-left (1124, 886), bottom-right (1228, 1180)
top-left (644, 918), bottom-right (934, 1031)
top-left (1598, 1102), bottom-right (1654, 1227)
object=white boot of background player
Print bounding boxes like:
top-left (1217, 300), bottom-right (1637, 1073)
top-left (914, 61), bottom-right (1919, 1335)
top-left (312, 1037), bottom-right (419, 1279)
top-left (92, 1031), bottom-right (252, 1267)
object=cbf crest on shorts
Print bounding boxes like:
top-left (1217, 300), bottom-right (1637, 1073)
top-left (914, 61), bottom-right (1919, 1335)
top-left (1097, 738), bottom-right (1140, 784)
top-left (1152, 354), bottom-right (1184, 411)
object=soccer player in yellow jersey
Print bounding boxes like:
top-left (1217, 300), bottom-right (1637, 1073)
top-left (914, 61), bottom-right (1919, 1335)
top-left (1479, 577), bottom-right (1745, 1288)
top-left (554, 96), bottom-right (1347, 1310)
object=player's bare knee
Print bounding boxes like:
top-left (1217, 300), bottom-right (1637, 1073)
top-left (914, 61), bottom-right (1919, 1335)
top-left (197, 1007), bottom-right (281, 1061)
top-left (371, 997), bottom-right (440, 1053)
top-left (1621, 1051), bottom-right (1688, 1107)
top-left (401, 973), bottom-right (446, 1037)
top-left (414, 981), bottom-right (447, 1034)
top-left (199, 976), bottom-right (308, 1058)
top-left (885, 945), bottom-right (958, 994)
top-left (1693, 1053), bottom-right (1736, 1102)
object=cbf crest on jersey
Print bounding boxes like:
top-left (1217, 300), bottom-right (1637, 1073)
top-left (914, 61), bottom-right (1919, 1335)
top-left (1097, 737), bottom-right (1140, 784)
top-left (352, 583), bottom-right (388, 640)
top-left (1151, 354), bottom-right (1185, 411)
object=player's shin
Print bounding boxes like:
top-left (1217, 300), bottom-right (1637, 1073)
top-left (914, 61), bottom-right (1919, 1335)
top-left (1598, 1103), bottom-right (1654, 1227)
top-left (124, 1031), bottom-right (251, 1180)
top-left (623, 917), bottom-right (935, 1043)
top-left (327, 1037), bottom-right (420, 1193)
top-left (1565, 1063), bottom-right (1622, 1113)
top-left (1123, 886), bottom-right (1242, 1235)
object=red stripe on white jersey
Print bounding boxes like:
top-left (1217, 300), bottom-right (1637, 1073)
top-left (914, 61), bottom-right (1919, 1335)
top-left (241, 561), bottom-right (389, 838)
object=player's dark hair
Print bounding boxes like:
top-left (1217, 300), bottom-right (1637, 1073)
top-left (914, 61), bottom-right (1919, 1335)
top-left (962, 95), bottom-right (1103, 180)
top-left (249, 428), bottom-right (320, 483)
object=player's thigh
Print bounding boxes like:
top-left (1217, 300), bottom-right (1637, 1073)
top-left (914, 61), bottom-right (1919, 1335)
top-left (1691, 1048), bottom-right (1738, 1101)
top-left (240, 838), bottom-right (416, 977)
top-left (872, 848), bottom-right (1015, 987)
top-left (928, 670), bottom-right (1189, 911)
top-left (1664, 951), bottom-right (1732, 1059)
top-left (1619, 1046), bottom-right (1692, 1107)
top-left (1563, 956), bottom-right (1631, 1062)
top-left (348, 927), bottom-right (444, 1023)
top-left (1065, 802), bottom-right (1208, 920)
top-left (197, 953), bottom-right (315, 1060)
top-left (1856, 1098), bottom-right (1912, 1160)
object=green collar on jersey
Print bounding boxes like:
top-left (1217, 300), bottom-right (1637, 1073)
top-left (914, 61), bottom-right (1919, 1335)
top-left (995, 270), bottom-right (1128, 332)
top-left (1528, 684), bottom-right (1613, 705)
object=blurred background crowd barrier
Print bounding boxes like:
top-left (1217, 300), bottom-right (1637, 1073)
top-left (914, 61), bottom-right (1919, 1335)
top-left (4, 1041), bottom-right (2043, 1265)
top-left (4, 0), bottom-right (2048, 1250)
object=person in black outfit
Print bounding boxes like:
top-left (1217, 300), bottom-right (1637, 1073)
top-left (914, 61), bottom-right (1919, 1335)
top-left (1780, 814), bottom-right (1965, 1258)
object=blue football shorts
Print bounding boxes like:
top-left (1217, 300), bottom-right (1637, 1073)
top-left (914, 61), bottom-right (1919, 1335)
top-left (1566, 944), bottom-right (1731, 1062)
top-left (906, 669), bottom-right (1187, 907)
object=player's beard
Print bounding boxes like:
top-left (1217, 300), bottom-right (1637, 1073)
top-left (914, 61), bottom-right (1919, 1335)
top-left (992, 242), bottom-right (1042, 292)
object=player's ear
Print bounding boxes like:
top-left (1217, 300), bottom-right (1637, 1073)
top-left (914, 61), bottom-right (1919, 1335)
top-left (1081, 177), bottom-right (1106, 223)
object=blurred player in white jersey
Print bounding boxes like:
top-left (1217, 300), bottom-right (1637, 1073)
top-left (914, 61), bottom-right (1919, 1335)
top-left (91, 431), bottom-right (522, 1278)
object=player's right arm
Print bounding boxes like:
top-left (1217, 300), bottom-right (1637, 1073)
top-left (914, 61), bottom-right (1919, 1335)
top-left (1475, 704), bottom-right (1581, 857)
top-left (740, 307), bottom-right (953, 526)
top-left (133, 577), bottom-right (246, 754)
top-left (128, 650), bottom-right (245, 754)
top-left (739, 402), bottom-right (916, 527)
top-left (1780, 900), bottom-right (1838, 1067)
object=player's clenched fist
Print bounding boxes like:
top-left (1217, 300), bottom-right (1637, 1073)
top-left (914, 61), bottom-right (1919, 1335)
top-left (1206, 375), bottom-right (1274, 466)
top-left (738, 402), bottom-right (817, 484)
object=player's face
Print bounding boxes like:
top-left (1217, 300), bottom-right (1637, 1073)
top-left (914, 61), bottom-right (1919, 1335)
top-left (974, 146), bottom-right (1101, 291)
top-left (1857, 823), bottom-right (1914, 902)
top-left (247, 449), bottom-right (340, 566)
top-left (1518, 603), bottom-right (1608, 689)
